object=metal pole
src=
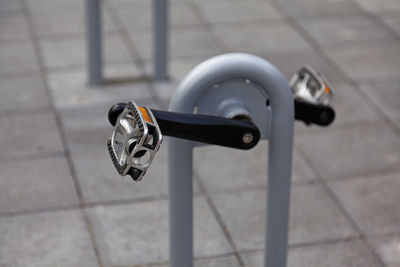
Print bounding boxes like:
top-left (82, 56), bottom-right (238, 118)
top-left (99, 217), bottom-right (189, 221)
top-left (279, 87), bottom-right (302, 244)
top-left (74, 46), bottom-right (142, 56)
top-left (168, 139), bottom-right (193, 267)
top-left (264, 105), bottom-right (293, 267)
top-left (86, 0), bottom-right (103, 85)
top-left (154, 0), bottom-right (169, 80)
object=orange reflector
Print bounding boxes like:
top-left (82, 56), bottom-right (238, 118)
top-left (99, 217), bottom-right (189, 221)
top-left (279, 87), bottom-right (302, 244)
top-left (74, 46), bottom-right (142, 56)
top-left (324, 85), bottom-right (331, 94)
top-left (139, 107), bottom-right (153, 123)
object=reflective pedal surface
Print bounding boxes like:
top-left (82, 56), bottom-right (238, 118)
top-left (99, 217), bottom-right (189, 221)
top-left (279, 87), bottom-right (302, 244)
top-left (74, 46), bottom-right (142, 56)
top-left (290, 65), bottom-right (333, 106)
top-left (107, 101), bottom-right (163, 181)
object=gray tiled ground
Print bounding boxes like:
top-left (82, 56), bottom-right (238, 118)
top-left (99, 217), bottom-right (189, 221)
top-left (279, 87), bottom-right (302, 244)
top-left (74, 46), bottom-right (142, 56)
top-left (295, 121), bottom-right (400, 180)
top-left (242, 240), bottom-right (382, 267)
top-left (114, 2), bottom-right (202, 32)
top-left (370, 234), bottom-right (400, 267)
top-left (196, 1), bottom-right (284, 25)
top-left (359, 80), bottom-right (400, 120)
top-left (0, 75), bottom-right (49, 112)
top-left (212, 185), bottom-right (356, 251)
top-left (0, 15), bottom-right (30, 42)
top-left (39, 33), bottom-right (135, 70)
top-left (130, 27), bottom-right (223, 61)
top-left (0, 42), bottom-right (40, 76)
top-left (0, 112), bottom-right (64, 159)
top-left (325, 41), bottom-right (400, 82)
top-left (276, 0), bottom-right (362, 17)
top-left (0, 210), bottom-right (99, 267)
top-left (88, 197), bottom-right (232, 266)
top-left (215, 22), bottom-right (312, 54)
top-left (0, 157), bottom-right (79, 214)
top-left (194, 141), bottom-right (315, 193)
top-left (0, 0), bottom-right (399, 266)
top-left (329, 172), bottom-right (400, 236)
top-left (297, 15), bottom-right (396, 46)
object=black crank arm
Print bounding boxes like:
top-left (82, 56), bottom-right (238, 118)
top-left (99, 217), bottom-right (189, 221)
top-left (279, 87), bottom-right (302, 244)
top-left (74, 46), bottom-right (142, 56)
top-left (294, 99), bottom-right (335, 126)
top-left (108, 103), bottom-right (260, 150)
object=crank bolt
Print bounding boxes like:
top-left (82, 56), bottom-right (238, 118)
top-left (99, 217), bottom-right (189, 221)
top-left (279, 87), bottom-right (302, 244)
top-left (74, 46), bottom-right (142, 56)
top-left (242, 133), bottom-right (254, 144)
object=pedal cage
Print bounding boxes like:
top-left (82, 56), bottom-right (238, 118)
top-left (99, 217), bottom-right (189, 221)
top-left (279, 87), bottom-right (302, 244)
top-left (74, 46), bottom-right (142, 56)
top-left (107, 101), bottom-right (162, 181)
top-left (289, 65), bottom-right (333, 105)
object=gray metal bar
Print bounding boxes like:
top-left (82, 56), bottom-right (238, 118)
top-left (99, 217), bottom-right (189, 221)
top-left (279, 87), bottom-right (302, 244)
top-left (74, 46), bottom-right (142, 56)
top-left (86, 0), bottom-right (103, 85)
top-left (264, 102), bottom-right (293, 267)
top-left (168, 139), bottom-right (193, 267)
top-left (153, 0), bottom-right (169, 80)
top-left (168, 53), bottom-right (294, 267)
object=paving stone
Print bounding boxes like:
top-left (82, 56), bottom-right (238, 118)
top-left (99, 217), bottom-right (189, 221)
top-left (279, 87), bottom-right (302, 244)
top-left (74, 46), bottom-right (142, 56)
top-left (131, 28), bottom-right (223, 61)
top-left (39, 33), bottom-right (134, 69)
top-left (382, 17), bottom-right (400, 36)
top-left (146, 57), bottom-right (205, 81)
top-left (359, 80), bottom-right (400, 120)
top-left (295, 121), bottom-right (400, 180)
top-left (47, 68), bottom-right (150, 110)
top-left (0, 210), bottom-right (98, 267)
top-left (0, 157), bottom-right (79, 214)
top-left (0, 15), bottom-right (29, 42)
top-left (196, 1), bottom-right (283, 24)
top-left (352, 0), bottom-right (400, 13)
top-left (0, 76), bottom-right (49, 113)
top-left (194, 140), bottom-right (315, 193)
top-left (214, 22), bottom-right (312, 55)
top-left (0, 112), bottom-right (64, 159)
top-left (151, 79), bottom-right (180, 103)
top-left (146, 57), bottom-right (209, 102)
top-left (115, 3), bottom-right (202, 32)
top-left (0, 0), bottom-right (21, 16)
top-left (324, 42), bottom-right (400, 81)
top-left (72, 145), bottom-right (169, 204)
top-left (276, 0), bottom-right (362, 16)
top-left (329, 173), bottom-right (400, 236)
top-left (241, 240), bottom-right (381, 267)
top-left (370, 234), bottom-right (400, 267)
top-left (88, 197), bottom-right (232, 266)
top-left (211, 184), bottom-right (355, 251)
top-left (154, 255), bottom-right (241, 267)
top-left (31, 8), bottom-right (116, 37)
top-left (109, 0), bottom-right (183, 9)
top-left (297, 15), bottom-right (395, 46)
top-left (0, 42), bottom-right (40, 76)
top-left (27, 0), bottom-right (82, 15)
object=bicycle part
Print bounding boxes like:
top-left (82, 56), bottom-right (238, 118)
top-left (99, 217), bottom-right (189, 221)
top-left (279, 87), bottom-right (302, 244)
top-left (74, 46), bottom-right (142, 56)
top-left (294, 99), bottom-right (335, 126)
top-left (290, 65), bottom-right (333, 105)
top-left (107, 101), bottom-right (163, 181)
top-left (107, 101), bottom-right (260, 180)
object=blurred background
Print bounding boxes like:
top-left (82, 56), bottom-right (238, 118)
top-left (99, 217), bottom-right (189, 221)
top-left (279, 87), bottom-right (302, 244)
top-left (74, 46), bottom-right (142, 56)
top-left (0, 0), bottom-right (399, 266)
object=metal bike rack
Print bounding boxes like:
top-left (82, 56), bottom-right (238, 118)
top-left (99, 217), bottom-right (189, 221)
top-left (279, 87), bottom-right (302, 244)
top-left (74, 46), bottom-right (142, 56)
top-left (86, 0), bottom-right (169, 85)
top-left (168, 53), bottom-right (294, 267)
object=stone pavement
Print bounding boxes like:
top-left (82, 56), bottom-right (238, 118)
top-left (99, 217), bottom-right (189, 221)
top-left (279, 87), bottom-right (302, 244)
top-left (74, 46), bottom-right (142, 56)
top-left (0, 0), bottom-right (399, 266)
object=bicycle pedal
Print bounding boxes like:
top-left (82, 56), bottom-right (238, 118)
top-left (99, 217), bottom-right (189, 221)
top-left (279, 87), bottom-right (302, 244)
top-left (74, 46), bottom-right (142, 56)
top-left (107, 100), bottom-right (163, 181)
top-left (289, 65), bottom-right (333, 105)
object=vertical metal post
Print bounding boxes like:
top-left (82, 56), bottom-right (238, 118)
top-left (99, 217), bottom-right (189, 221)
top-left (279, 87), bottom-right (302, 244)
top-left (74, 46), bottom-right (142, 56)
top-left (86, 0), bottom-right (103, 85)
top-left (154, 0), bottom-right (169, 80)
top-left (168, 139), bottom-right (193, 267)
top-left (264, 106), bottom-right (293, 267)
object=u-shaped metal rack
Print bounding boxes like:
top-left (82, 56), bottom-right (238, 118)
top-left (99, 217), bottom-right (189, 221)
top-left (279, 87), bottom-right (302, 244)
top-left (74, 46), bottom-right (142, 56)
top-left (107, 53), bottom-right (335, 267)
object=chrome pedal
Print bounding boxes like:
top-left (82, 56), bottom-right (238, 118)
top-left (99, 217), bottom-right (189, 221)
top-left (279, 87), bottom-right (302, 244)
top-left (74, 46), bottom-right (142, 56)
top-left (107, 100), bottom-right (162, 181)
top-left (290, 65), bottom-right (333, 105)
